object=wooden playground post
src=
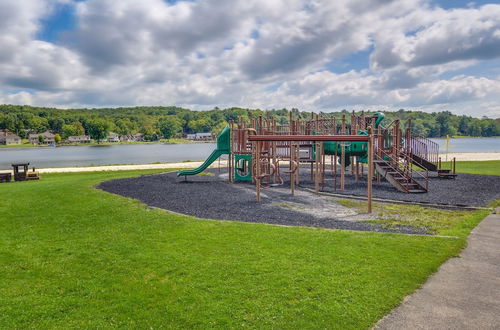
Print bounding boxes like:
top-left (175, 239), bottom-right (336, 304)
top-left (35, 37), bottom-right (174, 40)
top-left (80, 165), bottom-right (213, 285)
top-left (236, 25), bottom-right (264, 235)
top-left (334, 147), bottom-right (338, 191)
top-left (321, 142), bottom-right (326, 190)
top-left (229, 120), bottom-right (234, 183)
top-left (315, 141), bottom-right (321, 192)
top-left (295, 143), bottom-right (300, 185)
top-left (255, 140), bottom-right (261, 202)
top-left (367, 126), bottom-right (374, 213)
top-left (290, 142), bottom-right (295, 195)
top-left (340, 114), bottom-right (346, 190)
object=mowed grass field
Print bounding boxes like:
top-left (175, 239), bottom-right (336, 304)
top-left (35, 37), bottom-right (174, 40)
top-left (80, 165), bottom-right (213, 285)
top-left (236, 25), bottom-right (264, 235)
top-left (455, 160), bottom-right (500, 176)
top-left (0, 166), bottom-right (494, 328)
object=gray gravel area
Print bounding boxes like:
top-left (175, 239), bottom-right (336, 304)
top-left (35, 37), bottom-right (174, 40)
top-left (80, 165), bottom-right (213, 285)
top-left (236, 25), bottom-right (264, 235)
top-left (98, 170), bottom-right (429, 234)
top-left (297, 167), bottom-right (500, 207)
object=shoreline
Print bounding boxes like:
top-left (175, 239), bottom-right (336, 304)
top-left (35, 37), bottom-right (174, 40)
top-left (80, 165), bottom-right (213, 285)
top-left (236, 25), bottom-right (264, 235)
top-left (0, 161), bottom-right (228, 174)
top-left (0, 152), bottom-right (498, 173)
top-left (0, 139), bottom-right (213, 148)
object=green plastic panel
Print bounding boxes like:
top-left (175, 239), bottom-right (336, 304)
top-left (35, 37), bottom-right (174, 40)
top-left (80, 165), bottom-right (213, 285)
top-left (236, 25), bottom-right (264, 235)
top-left (234, 154), bottom-right (252, 181)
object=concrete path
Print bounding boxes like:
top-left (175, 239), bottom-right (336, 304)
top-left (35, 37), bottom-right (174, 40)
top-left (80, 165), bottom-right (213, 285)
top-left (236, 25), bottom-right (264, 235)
top-left (376, 208), bottom-right (500, 329)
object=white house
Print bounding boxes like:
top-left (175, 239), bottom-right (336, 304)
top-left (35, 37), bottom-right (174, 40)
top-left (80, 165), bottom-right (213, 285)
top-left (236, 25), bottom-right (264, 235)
top-left (67, 135), bottom-right (91, 143)
top-left (29, 131), bottom-right (55, 145)
top-left (186, 132), bottom-right (214, 141)
top-left (0, 131), bottom-right (21, 145)
top-left (107, 132), bottom-right (120, 142)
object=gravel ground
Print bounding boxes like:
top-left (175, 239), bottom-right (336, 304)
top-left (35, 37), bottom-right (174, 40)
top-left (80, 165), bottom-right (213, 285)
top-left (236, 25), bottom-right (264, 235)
top-left (296, 167), bottom-right (500, 207)
top-left (98, 166), bottom-right (498, 234)
top-left (98, 170), bottom-right (429, 234)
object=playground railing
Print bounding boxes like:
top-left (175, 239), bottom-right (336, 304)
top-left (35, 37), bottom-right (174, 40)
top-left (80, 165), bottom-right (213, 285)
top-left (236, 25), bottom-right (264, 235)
top-left (405, 136), bottom-right (439, 165)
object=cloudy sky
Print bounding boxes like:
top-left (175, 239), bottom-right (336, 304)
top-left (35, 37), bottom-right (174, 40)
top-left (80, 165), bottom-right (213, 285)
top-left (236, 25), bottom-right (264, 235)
top-left (1, 0), bottom-right (500, 117)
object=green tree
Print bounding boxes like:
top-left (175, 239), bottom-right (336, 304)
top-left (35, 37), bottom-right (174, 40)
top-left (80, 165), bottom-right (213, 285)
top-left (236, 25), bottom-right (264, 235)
top-left (29, 117), bottom-right (49, 133)
top-left (158, 116), bottom-right (183, 139)
top-left (140, 125), bottom-right (158, 141)
top-left (86, 119), bottom-right (110, 143)
top-left (54, 134), bottom-right (62, 144)
top-left (61, 124), bottom-right (77, 139)
top-left (468, 121), bottom-right (482, 136)
top-left (73, 121), bottom-right (85, 136)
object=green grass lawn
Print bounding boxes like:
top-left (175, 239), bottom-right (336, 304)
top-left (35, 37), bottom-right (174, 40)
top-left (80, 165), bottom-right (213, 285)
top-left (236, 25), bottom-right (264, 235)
top-left (0, 170), bottom-right (491, 328)
top-left (455, 160), bottom-right (500, 176)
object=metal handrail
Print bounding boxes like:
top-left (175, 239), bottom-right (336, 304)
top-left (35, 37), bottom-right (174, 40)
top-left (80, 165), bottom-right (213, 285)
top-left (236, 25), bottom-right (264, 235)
top-left (405, 148), bottom-right (429, 191)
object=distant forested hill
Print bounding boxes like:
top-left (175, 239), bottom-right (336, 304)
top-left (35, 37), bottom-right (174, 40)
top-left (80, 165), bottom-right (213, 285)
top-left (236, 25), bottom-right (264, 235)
top-left (0, 104), bottom-right (498, 140)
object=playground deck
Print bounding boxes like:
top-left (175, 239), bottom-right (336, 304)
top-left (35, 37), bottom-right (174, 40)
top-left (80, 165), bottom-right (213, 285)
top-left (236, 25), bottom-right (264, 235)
top-left (98, 167), bottom-right (499, 234)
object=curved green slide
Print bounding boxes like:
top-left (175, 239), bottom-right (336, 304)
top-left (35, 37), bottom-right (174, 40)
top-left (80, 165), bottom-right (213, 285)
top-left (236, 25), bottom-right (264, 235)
top-left (177, 125), bottom-right (231, 177)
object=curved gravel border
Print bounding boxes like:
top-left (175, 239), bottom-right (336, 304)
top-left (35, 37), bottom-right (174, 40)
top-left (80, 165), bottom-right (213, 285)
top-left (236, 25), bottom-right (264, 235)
top-left (98, 167), bottom-right (498, 234)
top-left (98, 170), bottom-right (431, 235)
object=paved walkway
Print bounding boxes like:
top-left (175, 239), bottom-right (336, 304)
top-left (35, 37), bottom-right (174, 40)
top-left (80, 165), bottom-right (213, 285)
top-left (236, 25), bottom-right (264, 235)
top-left (376, 208), bottom-right (500, 329)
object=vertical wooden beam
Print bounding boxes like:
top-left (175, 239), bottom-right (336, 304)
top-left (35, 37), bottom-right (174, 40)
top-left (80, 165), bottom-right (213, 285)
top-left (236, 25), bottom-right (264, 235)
top-left (290, 142), bottom-right (295, 195)
top-left (315, 142), bottom-right (321, 192)
top-left (295, 143), bottom-right (300, 185)
top-left (340, 114), bottom-right (346, 191)
top-left (255, 141), bottom-right (261, 202)
top-left (229, 120), bottom-right (234, 183)
top-left (367, 127), bottom-right (374, 213)
top-left (321, 142), bottom-right (326, 190)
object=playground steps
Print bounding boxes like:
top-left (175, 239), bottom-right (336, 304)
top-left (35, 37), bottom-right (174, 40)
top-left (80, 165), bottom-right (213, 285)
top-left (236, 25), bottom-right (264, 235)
top-left (374, 159), bottom-right (427, 193)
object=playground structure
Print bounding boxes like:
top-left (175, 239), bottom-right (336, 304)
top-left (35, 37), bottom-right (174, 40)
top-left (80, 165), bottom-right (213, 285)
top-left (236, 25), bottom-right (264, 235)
top-left (178, 111), bottom-right (456, 212)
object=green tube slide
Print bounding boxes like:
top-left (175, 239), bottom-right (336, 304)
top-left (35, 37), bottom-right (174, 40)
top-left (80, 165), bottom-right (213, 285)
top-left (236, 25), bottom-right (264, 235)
top-left (177, 125), bottom-right (230, 177)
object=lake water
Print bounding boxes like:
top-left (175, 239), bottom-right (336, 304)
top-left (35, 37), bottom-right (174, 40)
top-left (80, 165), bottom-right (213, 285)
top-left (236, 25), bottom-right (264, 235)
top-left (0, 143), bottom-right (216, 169)
top-left (430, 137), bottom-right (500, 153)
top-left (0, 137), bottom-right (499, 169)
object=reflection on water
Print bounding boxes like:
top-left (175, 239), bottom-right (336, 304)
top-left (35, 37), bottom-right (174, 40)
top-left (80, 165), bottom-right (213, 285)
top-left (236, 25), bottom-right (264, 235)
top-left (0, 137), bottom-right (498, 169)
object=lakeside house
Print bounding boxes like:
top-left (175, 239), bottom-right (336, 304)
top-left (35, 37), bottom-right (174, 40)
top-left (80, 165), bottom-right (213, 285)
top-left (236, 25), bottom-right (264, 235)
top-left (0, 130), bottom-right (21, 145)
top-left (119, 133), bottom-right (144, 142)
top-left (67, 135), bottom-right (91, 143)
top-left (107, 132), bottom-right (120, 142)
top-left (186, 132), bottom-right (214, 141)
top-left (29, 131), bottom-right (55, 145)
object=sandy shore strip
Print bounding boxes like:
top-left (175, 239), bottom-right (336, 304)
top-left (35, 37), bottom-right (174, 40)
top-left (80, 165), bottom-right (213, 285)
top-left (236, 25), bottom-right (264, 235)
top-left (443, 152), bottom-right (500, 161)
top-left (0, 152), bottom-right (498, 174)
top-left (0, 161), bottom-right (229, 174)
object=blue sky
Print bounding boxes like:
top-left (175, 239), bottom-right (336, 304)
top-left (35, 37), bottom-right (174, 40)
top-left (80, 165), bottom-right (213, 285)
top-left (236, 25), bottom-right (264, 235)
top-left (1, 0), bottom-right (500, 117)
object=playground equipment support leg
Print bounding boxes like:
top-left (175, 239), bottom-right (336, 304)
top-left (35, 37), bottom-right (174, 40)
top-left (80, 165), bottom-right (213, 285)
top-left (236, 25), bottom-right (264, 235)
top-left (256, 141), bottom-right (261, 202)
top-left (367, 127), bottom-right (374, 213)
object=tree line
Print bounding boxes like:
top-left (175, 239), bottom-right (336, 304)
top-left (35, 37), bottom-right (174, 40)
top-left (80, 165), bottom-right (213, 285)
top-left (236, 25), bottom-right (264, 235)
top-left (0, 104), bottom-right (498, 141)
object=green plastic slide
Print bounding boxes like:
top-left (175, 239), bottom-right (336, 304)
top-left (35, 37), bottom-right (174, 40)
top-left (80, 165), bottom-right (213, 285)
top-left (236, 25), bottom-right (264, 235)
top-left (177, 125), bottom-right (230, 177)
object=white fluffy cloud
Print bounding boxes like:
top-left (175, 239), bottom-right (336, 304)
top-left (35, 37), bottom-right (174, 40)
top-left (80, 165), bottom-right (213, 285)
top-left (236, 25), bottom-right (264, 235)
top-left (0, 0), bottom-right (499, 117)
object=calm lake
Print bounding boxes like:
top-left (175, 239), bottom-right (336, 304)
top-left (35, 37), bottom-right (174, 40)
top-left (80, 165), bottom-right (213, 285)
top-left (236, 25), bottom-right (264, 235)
top-left (0, 137), bottom-right (499, 169)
